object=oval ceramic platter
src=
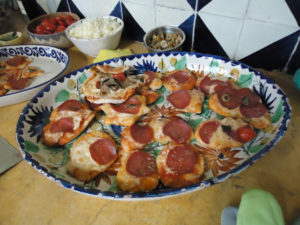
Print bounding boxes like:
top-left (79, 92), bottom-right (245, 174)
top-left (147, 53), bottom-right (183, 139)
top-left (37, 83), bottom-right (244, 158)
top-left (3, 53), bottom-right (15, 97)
top-left (0, 45), bottom-right (69, 107)
top-left (16, 52), bottom-right (291, 200)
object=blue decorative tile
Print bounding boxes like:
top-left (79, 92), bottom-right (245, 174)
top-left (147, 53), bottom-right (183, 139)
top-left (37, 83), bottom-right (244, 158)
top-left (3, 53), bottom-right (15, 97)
top-left (187, 0), bottom-right (197, 10)
top-left (57, 0), bottom-right (84, 18)
top-left (286, 0), bottom-right (300, 26)
top-left (121, 3), bottom-right (145, 42)
top-left (110, 2), bottom-right (122, 18)
top-left (21, 0), bottom-right (46, 20)
top-left (178, 14), bottom-right (195, 51)
top-left (287, 31), bottom-right (300, 75)
top-left (196, 0), bottom-right (212, 11)
top-left (193, 14), bottom-right (228, 57)
top-left (240, 30), bottom-right (300, 73)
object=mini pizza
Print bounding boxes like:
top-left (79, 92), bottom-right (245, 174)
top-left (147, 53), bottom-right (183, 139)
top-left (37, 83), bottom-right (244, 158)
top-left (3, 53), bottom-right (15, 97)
top-left (195, 117), bottom-right (256, 150)
top-left (156, 143), bottom-right (204, 188)
top-left (120, 122), bottom-right (154, 152)
top-left (82, 65), bottom-right (144, 105)
top-left (162, 69), bottom-right (196, 91)
top-left (116, 150), bottom-right (159, 192)
top-left (167, 89), bottom-right (205, 113)
top-left (67, 131), bottom-right (117, 181)
top-left (2, 55), bottom-right (31, 69)
top-left (136, 85), bottom-right (159, 104)
top-left (41, 99), bottom-right (96, 146)
top-left (208, 84), bottom-right (271, 129)
top-left (101, 95), bottom-right (150, 127)
top-left (149, 117), bottom-right (194, 144)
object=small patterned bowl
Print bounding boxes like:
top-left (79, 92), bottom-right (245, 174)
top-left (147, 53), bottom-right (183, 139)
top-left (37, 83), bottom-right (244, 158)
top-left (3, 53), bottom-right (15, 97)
top-left (26, 12), bottom-right (80, 49)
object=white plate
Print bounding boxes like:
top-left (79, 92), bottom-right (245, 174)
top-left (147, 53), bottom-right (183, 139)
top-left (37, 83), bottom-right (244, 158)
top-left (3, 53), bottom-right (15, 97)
top-left (0, 45), bottom-right (69, 107)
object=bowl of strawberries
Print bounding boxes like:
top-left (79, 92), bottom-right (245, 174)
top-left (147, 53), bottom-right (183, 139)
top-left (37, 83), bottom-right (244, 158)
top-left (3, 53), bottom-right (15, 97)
top-left (26, 12), bottom-right (79, 48)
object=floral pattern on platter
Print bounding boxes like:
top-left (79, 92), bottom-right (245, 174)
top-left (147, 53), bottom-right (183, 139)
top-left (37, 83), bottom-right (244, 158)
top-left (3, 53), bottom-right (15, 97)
top-left (16, 52), bottom-right (291, 200)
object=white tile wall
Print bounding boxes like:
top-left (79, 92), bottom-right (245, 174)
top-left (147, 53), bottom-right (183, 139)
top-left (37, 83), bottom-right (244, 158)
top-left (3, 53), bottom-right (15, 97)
top-left (72, 0), bottom-right (119, 17)
top-left (156, 5), bottom-right (193, 27)
top-left (156, 0), bottom-right (194, 11)
top-left (235, 19), bottom-right (299, 60)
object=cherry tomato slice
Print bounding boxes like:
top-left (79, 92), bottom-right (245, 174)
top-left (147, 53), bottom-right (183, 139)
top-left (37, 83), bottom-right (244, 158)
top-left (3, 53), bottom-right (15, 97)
top-left (237, 126), bottom-right (256, 142)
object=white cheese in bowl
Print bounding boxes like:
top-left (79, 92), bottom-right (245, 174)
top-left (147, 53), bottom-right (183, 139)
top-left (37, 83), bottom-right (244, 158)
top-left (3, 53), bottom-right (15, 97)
top-left (68, 17), bottom-right (122, 39)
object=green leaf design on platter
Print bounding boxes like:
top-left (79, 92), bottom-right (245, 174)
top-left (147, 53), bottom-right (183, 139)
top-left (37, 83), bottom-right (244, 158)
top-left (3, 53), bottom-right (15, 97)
top-left (271, 100), bottom-right (284, 123)
top-left (200, 98), bottom-right (212, 119)
top-left (237, 73), bottom-right (254, 87)
top-left (44, 145), bottom-right (65, 153)
top-left (210, 60), bottom-right (219, 68)
top-left (216, 113), bottom-right (225, 120)
top-left (78, 72), bottom-right (87, 84)
top-left (156, 86), bottom-right (166, 94)
top-left (248, 144), bottom-right (264, 154)
top-left (61, 149), bottom-right (70, 166)
top-left (50, 169), bottom-right (65, 179)
top-left (24, 141), bottom-right (39, 152)
top-left (152, 96), bottom-right (164, 105)
top-left (55, 89), bottom-right (70, 103)
top-left (188, 118), bottom-right (204, 129)
top-left (175, 56), bottom-right (186, 70)
top-left (108, 180), bottom-right (120, 192)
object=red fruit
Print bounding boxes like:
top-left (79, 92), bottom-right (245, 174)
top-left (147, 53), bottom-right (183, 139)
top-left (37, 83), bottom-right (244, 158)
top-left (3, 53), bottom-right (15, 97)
top-left (237, 126), bottom-right (256, 142)
top-left (55, 25), bottom-right (66, 33)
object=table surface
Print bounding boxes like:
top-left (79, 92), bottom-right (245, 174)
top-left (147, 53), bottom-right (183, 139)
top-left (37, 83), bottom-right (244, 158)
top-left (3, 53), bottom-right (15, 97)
top-left (0, 39), bottom-right (300, 225)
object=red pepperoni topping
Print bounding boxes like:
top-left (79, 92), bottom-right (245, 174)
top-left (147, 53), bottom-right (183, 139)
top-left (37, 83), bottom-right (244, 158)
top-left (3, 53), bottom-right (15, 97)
top-left (144, 71), bottom-right (156, 82)
top-left (199, 76), bottom-right (228, 95)
top-left (216, 86), bottom-right (240, 109)
top-left (199, 121), bottom-right (220, 144)
top-left (89, 138), bottom-right (117, 165)
top-left (111, 96), bottom-right (141, 114)
top-left (163, 119), bottom-right (192, 143)
top-left (50, 117), bottom-right (74, 133)
top-left (96, 81), bottom-right (101, 89)
top-left (166, 145), bottom-right (197, 174)
top-left (130, 123), bottom-right (153, 144)
top-left (170, 70), bottom-right (190, 84)
top-left (126, 151), bottom-right (157, 177)
top-left (237, 88), bottom-right (260, 107)
top-left (57, 99), bottom-right (82, 112)
top-left (8, 77), bottom-right (30, 90)
top-left (167, 90), bottom-right (191, 109)
top-left (6, 56), bottom-right (26, 67)
top-left (240, 103), bottom-right (267, 118)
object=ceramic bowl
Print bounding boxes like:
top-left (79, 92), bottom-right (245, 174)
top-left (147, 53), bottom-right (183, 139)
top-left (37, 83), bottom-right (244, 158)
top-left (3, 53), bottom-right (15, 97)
top-left (26, 12), bottom-right (80, 48)
top-left (0, 32), bottom-right (24, 46)
top-left (143, 26), bottom-right (185, 52)
top-left (65, 16), bottom-right (124, 57)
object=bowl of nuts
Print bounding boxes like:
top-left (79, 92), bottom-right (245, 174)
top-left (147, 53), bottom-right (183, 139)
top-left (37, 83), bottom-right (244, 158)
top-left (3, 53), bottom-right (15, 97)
top-left (143, 26), bottom-right (185, 52)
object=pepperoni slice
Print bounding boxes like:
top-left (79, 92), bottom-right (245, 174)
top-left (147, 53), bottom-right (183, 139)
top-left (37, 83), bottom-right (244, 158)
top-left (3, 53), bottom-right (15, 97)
top-left (216, 86), bottom-right (240, 109)
top-left (237, 88), bottom-right (260, 107)
top-left (199, 121), bottom-right (220, 144)
top-left (199, 76), bottom-right (228, 95)
top-left (130, 123), bottom-right (153, 144)
top-left (166, 145), bottom-right (197, 174)
top-left (167, 90), bottom-right (190, 109)
top-left (50, 117), bottom-right (74, 133)
top-left (240, 103), bottom-right (267, 118)
top-left (89, 138), bottom-right (117, 165)
top-left (163, 119), bottom-right (192, 143)
top-left (111, 96), bottom-right (141, 114)
top-left (221, 125), bottom-right (243, 142)
top-left (126, 151), bottom-right (157, 177)
top-left (6, 56), bottom-right (26, 67)
top-left (8, 77), bottom-right (30, 90)
top-left (144, 71), bottom-right (156, 82)
top-left (58, 99), bottom-right (82, 112)
top-left (96, 81), bottom-right (101, 89)
top-left (170, 70), bottom-right (190, 84)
